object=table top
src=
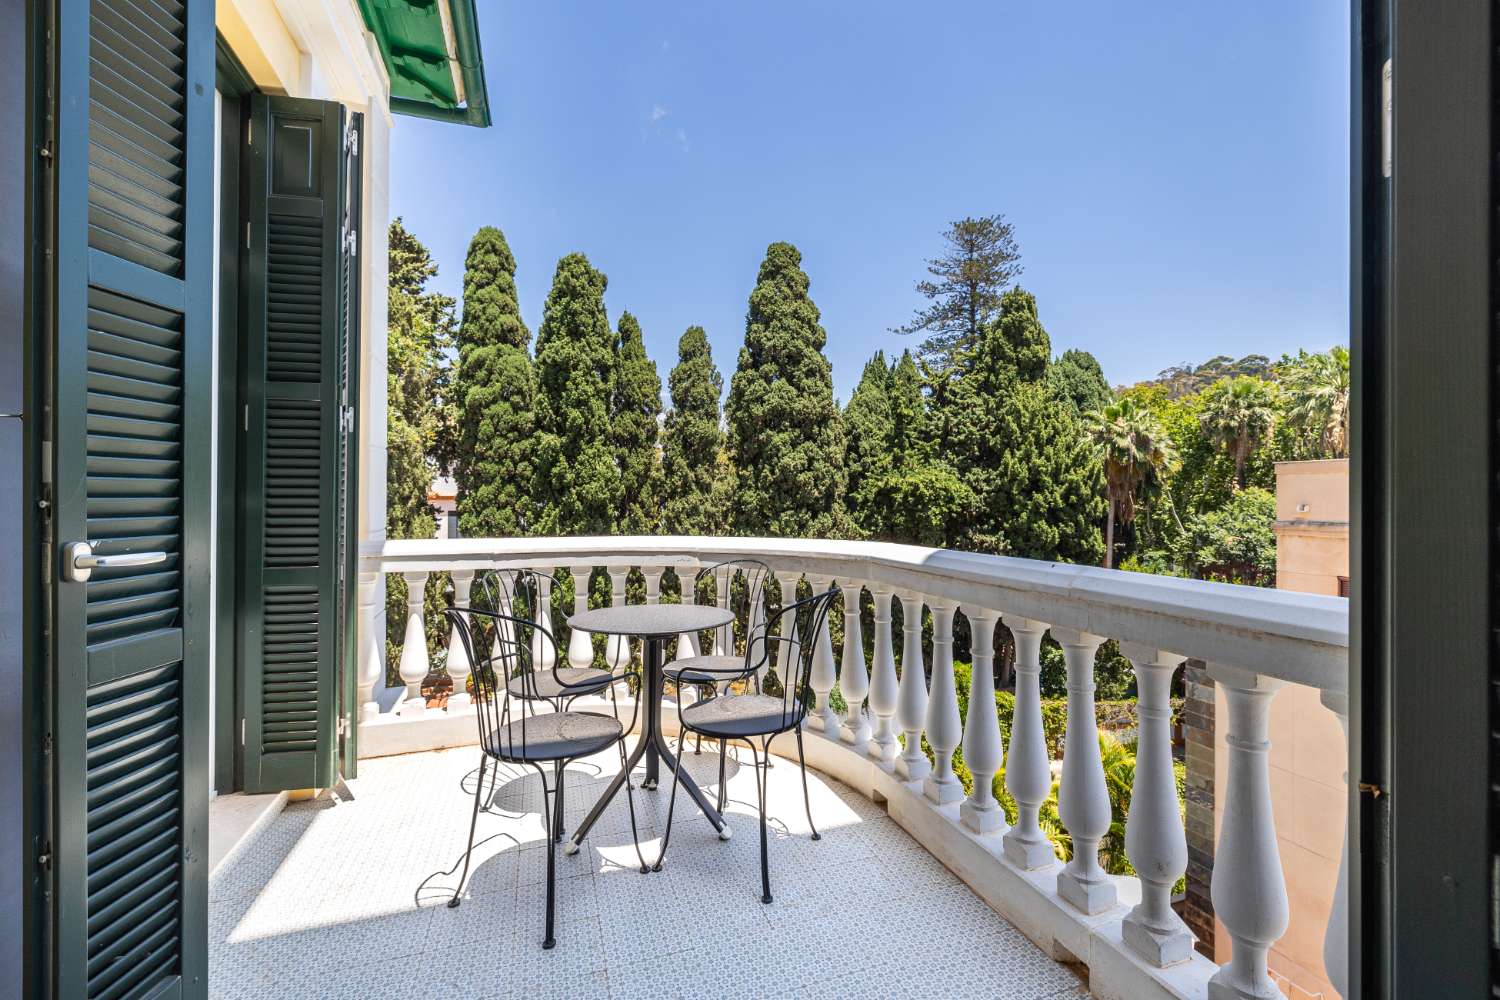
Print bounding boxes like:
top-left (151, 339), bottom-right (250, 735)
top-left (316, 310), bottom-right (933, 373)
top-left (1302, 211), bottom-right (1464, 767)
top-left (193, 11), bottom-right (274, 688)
top-left (567, 603), bottom-right (734, 637)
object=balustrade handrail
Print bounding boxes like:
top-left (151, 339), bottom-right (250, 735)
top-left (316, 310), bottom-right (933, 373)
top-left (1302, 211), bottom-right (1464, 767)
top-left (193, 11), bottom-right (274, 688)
top-left (361, 534), bottom-right (1347, 692)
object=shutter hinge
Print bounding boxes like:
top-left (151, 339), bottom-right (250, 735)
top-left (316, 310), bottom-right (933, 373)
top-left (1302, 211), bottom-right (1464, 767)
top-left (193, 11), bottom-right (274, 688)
top-left (36, 843), bottom-right (51, 870)
top-left (37, 141), bottom-right (53, 164)
top-left (343, 227), bottom-right (358, 258)
top-left (345, 124), bottom-right (359, 157)
top-left (244, 404), bottom-right (249, 433)
top-left (241, 719), bottom-right (246, 746)
top-left (337, 717), bottom-right (348, 737)
top-left (245, 221), bottom-right (251, 250)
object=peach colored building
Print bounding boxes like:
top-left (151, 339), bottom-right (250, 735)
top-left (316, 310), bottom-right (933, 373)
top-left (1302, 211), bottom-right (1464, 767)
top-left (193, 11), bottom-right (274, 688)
top-left (1210, 459), bottom-right (1349, 999)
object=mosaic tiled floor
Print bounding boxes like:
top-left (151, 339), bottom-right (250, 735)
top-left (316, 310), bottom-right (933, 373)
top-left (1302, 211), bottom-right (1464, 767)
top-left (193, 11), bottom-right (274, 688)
top-left (209, 737), bottom-right (1090, 1000)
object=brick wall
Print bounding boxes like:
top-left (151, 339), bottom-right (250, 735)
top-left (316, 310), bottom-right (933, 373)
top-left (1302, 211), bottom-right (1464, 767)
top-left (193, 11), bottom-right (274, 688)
top-left (1179, 661), bottom-right (1216, 957)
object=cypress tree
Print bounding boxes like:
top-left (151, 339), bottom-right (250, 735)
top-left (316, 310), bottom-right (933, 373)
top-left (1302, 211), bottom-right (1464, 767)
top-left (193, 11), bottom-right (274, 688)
top-left (987, 286), bottom-right (1051, 383)
top-left (660, 326), bottom-right (725, 534)
top-left (533, 253), bottom-right (618, 535)
top-left (842, 352), bottom-right (893, 532)
top-left (725, 242), bottom-right (848, 538)
top-left (1048, 348), bottom-right (1113, 416)
top-left (611, 310), bottom-right (662, 533)
top-left (887, 349), bottom-right (930, 461)
top-left (453, 226), bottom-right (535, 537)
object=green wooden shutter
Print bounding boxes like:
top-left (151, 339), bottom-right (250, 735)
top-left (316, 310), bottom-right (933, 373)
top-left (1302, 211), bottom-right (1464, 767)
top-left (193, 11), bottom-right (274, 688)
top-left (51, 0), bottom-right (214, 996)
top-left (336, 112), bottom-right (363, 778)
top-left (239, 96), bottom-right (354, 794)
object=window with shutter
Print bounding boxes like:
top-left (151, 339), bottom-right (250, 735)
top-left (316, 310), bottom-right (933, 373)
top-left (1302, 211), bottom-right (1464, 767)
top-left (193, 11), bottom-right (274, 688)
top-left (50, 0), bottom-right (213, 996)
top-left (238, 95), bottom-right (358, 795)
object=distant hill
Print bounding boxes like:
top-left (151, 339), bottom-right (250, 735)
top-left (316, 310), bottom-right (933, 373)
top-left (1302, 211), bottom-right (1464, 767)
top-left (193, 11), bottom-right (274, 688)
top-left (1126, 354), bottom-right (1273, 398)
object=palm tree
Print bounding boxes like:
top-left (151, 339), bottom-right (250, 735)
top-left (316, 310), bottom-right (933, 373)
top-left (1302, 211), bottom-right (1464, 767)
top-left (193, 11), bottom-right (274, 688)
top-left (1280, 346), bottom-right (1350, 458)
top-left (1198, 375), bottom-right (1277, 489)
top-left (1084, 398), bottom-right (1179, 568)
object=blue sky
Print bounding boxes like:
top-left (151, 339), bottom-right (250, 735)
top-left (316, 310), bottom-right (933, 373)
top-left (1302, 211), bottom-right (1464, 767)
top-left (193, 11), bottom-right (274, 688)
top-left (389, 2), bottom-right (1350, 402)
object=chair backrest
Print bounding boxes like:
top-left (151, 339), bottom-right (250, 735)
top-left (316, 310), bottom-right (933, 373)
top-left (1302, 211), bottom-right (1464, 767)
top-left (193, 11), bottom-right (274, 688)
top-left (693, 559), bottom-right (770, 661)
top-left (445, 603), bottom-right (570, 760)
top-left (762, 586), bottom-right (839, 729)
top-left (473, 567), bottom-right (538, 620)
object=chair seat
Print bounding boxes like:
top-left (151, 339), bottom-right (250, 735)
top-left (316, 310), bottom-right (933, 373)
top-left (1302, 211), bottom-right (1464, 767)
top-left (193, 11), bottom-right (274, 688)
top-left (680, 694), bottom-right (799, 739)
top-left (505, 666), bottom-right (612, 701)
top-left (663, 654), bottom-right (747, 686)
top-left (483, 711), bottom-right (624, 762)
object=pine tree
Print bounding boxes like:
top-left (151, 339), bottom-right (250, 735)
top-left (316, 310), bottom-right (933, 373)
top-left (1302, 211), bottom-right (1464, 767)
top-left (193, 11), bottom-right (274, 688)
top-left (453, 226), bottom-right (536, 537)
top-left (660, 326), bottom-right (725, 535)
top-left (887, 349), bottom-right (930, 462)
top-left (942, 291), bottom-right (1103, 561)
top-left (894, 214), bottom-right (1023, 368)
top-left (611, 310), bottom-right (662, 533)
top-left (725, 242), bottom-right (848, 538)
top-left (532, 253), bottom-right (618, 534)
top-left (1048, 348), bottom-right (1113, 416)
top-left (842, 352), bottom-right (894, 532)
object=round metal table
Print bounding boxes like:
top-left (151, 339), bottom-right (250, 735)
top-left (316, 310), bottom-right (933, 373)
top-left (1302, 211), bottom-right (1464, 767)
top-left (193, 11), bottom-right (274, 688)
top-left (563, 602), bottom-right (736, 854)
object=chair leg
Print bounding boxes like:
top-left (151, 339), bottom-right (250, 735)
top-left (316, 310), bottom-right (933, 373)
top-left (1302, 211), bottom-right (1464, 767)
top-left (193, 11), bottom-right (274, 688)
top-left (554, 760), bottom-right (566, 842)
top-left (448, 755), bottom-right (488, 908)
top-left (716, 738), bottom-right (728, 813)
top-left (652, 728), bottom-right (690, 872)
top-left (794, 727), bottom-right (821, 841)
top-left (618, 740), bottom-right (650, 874)
top-left (752, 740), bottom-right (772, 904)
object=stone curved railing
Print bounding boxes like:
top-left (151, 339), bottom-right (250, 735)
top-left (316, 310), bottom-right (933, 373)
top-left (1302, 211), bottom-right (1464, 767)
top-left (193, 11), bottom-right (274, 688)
top-left (359, 535), bottom-right (1349, 1000)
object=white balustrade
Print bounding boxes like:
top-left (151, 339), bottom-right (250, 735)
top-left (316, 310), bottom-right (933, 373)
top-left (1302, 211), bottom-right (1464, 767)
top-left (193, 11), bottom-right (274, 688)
top-left (367, 535), bottom-right (1350, 1000)
top-left (1003, 617), bottom-right (1055, 869)
top-left (866, 587), bottom-right (899, 763)
top-left (1119, 643), bottom-right (1192, 966)
top-left (1207, 665), bottom-right (1288, 1000)
top-left (806, 574), bottom-right (839, 733)
top-left (446, 570), bottom-right (475, 708)
top-left (568, 564), bottom-right (595, 670)
top-left (894, 591), bottom-right (930, 782)
top-left (1321, 691), bottom-right (1349, 1000)
top-left (837, 580), bottom-right (871, 748)
top-left (531, 568), bottom-right (556, 673)
top-left (923, 601), bottom-right (962, 804)
top-left (674, 566), bottom-right (702, 659)
top-left (356, 570), bottom-right (383, 722)
top-left (960, 611), bottom-right (1005, 834)
top-left (772, 570), bottom-right (801, 690)
top-left (398, 570), bottom-right (430, 702)
top-left (1054, 628), bottom-right (1113, 914)
top-left (606, 565), bottom-right (630, 670)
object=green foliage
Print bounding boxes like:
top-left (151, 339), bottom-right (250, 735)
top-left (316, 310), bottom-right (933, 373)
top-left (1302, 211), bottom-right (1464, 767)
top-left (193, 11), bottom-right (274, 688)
top-left (842, 352), bottom-right (894, 532)
top-left (887, 350), bottom-right (930, 460)
top-left (1048, 349), bottom-right (1113, 416)
top-left (660, 326), bottom-right (726, 535)
top-left (985, 286), bottom-right (1051, 383)
top-left (1277, 346), bottom-right (1350, 459)
top-left (725, 242), bottom-right (849, 538)
top-left (453, 225), bottom-right (535, 537)
top-left (611, 311), bottom-right (662, 533)
top-left (894, 214), bottom-right (1023, 368)
top-left (1149, 353), bottom-right (1273, 398)
top-left (1198, 375), bottom-right (1279, 489)
top-left (533, 253), bottom-right (619, 534)
top-left (1174, 486), bottom-right (1277, 585)
top-left (1083, 396), bottom-right (1179, 567)
top-left (864, 462), bottom-right (977, 547)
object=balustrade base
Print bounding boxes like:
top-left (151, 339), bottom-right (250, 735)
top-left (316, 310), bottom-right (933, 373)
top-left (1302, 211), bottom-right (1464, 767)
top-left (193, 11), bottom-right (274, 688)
top-left (924, 773), bottom-right (964, 805)
top-left (1002, 832), bottom-right (1058, 871)
top-left (1206, 969), bottom-right (1283, 1000)
top-left (838, 717), bottom-right (871, 750)
top-left (895, 747), bottom-right (931, 782)
top-left (959, 799), bottom-right (1008, 835)
top-left (1122, 912), bottom-right (1196, 968)
top-left (1058, 868), bottom-right (1119, 915)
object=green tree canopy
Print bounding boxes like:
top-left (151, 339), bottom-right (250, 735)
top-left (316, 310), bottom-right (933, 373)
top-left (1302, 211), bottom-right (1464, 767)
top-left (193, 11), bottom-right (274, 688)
top-left (1049, 348), bottom-right (1113, 416)
top-left (1278, 346), bottom-right (1350, 459)
top-left (725, 242), bottom-right (848, 538)
top-left (452, 225), bottom-right (536, 537)
top-left (865, 463), bottom-right (977, 548)
top-left (660, 326), bottom-right (725, 535)
top-left (1174, 486), bottom-right (1277, 585)
top-left (887, 350), bottom-right (929, 461)
top-left (1199, 375), bottom-right (1279, 489)
top-left (894, 214), bottom-right (1023, 369)
top-left (986, 287), bottom-right (1051, 383)
top-left (1084, 397), bottom-right (1179, 567)
top-left (532, 252), bottom-right (619, 534)
top-left (611, 311), bottom-right (662, 533)
top-left (842, 352), bottom-right (894, 531)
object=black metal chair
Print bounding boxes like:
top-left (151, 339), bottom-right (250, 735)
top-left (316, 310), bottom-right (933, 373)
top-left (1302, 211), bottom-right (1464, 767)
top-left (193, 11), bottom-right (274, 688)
top-left (443, 603), bottom-right (647, 950)
top-left (654, 585), bottom-right (839, 904)
top-left (475, 568), bottom-right (614, 709)
top-left (662, 559), bottom-right (771, 782)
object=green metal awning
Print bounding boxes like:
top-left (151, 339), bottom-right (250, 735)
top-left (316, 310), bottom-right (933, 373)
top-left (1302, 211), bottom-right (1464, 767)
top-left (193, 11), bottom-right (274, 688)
top-left (356, 0), bottom-right (491, 127)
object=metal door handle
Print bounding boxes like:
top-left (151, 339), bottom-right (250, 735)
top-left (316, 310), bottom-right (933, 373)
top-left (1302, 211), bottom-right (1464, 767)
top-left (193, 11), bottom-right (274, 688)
top-left (62, 541), bottom-right (168, 582)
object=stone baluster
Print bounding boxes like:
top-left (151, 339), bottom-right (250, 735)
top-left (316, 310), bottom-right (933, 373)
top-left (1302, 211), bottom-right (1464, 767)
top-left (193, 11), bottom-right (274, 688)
top-left (960, 611), bottom-right (1006, 834)
top-left (642, 566), bottom-right (663, 604)
top-left (568, 564), bottom-right (595, 670)
top-left (357, 570), bottom-right (384, 722)
top-left (806, 574), bottom-right (839, 733)
top-left (446, 570), bottom-right (475, 708)
top-left (1054, 628), bottom-right (1113, 914)
top-left (530, 568), bottom-right (556, 673)
top-left (770, 570), bottom-right (801, 691)
top-left (714, 567), bottom-right (732, 657)
top-left (837, 580), bottom-right (871, 748)
top-left (606, 566), bottom-right (631, 670)
top-left (866, 587), bottom-right (899, 763)
top-left (1321, 690), bottom-right (1348, 1000)
top-left (923, 601), bottom-right (962, 804)
top-left (674, 566), bottom-right (702, 659)
top-left (398, 571), bottom-right (430, 703)
top-left (1207, 665), bottom-right (1288, 1000)
top-left (1003, 617), bottom-right (1055, 868)
top-left (894, 591), bottom-right (930, 782)
top-left (1119, 644), bottom-right (1192, 965)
